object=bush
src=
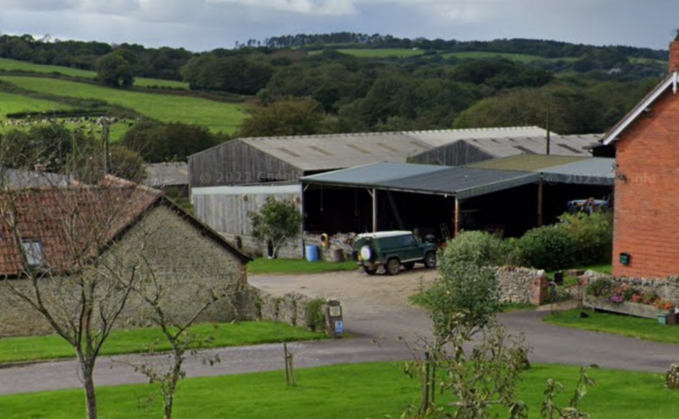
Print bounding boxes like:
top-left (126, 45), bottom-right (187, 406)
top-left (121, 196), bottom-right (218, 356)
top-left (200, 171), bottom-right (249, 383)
top-left (305, 299), bottom-right (327, 333)
top-left (585, 278), bottom-right (615, 298)
top-left (559, 212), bottom-right (613, 265)
top-left (516, 226), bottom-right (577, 271)
top-left (443, 231), bottom-right (513, 267)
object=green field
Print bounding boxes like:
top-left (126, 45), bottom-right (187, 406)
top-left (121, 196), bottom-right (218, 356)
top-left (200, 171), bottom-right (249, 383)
top-left (442, 51), bottom-right (579, 63)
top-left (0, 321), bottom-right (325, 364)
top-left (0, 362), bottom-right (677, 419)
top-left (0, 76), bottom-right (245, 134)
top-left (0, 57), bottom-right (190, 89)
top-left (0, 91), bottom-right (72, 119)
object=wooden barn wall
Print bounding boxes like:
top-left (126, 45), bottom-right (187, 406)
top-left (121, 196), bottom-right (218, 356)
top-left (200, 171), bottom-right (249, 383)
top-left (193, 190), bottom-right (303, 258)
top-left (193, 191), bottom-right (301, 236)
top-left (408, 142), bottom-right (494, 166)
top-left (189, 141), bottom-right (304, 187)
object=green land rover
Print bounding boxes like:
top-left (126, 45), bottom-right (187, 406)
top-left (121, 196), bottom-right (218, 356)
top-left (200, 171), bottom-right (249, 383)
top-left (353, 231), bottom-right (437, 275)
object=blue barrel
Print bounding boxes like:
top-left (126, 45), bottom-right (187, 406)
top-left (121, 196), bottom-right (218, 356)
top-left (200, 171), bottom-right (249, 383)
top-left (305, 245), bottom-right (320, 262)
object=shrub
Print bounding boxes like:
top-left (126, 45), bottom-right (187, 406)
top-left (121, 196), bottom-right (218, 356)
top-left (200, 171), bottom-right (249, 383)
top-left (443, 230), bottom-right (513, 267)
top-left (423, 259), bottom-right (500, 340)
top-left (559, 212), bottom-right (613, 265)
top-left (585, 278), bottom-right (615, 298)
top-left (516, 226), bottom-right (577, 271)
top-left (305, 298), bottom-right (327, 333)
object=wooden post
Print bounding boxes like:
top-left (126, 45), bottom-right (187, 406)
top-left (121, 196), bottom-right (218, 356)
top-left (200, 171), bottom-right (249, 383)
top-left (537, 179), bottom-right (544, 227)
top-left (372, 188), bottom-right (378, 232)
top-left (284, 342), bottom-right (290, 386)
top-left (454, 197), bottom-right (460, 237)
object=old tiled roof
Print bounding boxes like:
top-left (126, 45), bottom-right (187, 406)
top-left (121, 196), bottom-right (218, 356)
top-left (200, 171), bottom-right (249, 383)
top-left (0, 184), bottom-right (160, 277)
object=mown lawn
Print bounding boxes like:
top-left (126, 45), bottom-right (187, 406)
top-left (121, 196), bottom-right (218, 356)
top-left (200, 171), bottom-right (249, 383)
top-left (0, 76), bottom-right (245, 134)
top-left (0, 57), bottom-right (189, 89)
top-left (0, 321), bottom-right (325, 364)
top-left (0, 362), bottom-right (677, 419)
top-left (544, 308), bottom-right (679, 345)
top-left (248, 258), bottom-right (358, 275)
top-left (0, 91), bottom-right (72, 118)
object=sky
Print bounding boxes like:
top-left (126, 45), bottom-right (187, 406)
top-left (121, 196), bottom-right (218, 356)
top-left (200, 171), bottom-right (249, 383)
top-left (0, 0), bottom-right (677, 52)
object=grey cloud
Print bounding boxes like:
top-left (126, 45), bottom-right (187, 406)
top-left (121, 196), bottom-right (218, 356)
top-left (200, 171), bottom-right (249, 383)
top-left (0, 0), bottom-right (677, 51)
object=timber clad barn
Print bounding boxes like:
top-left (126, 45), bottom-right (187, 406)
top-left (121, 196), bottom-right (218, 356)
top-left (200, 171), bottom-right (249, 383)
top-left (604, 37), bottom-right (679, 279)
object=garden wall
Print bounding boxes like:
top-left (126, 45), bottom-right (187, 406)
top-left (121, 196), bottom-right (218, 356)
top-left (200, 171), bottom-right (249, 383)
top-left (495, 266), bottom-right (549, 306)
top-left (582, 271), bottom-right (679, 304)
top-left (238, 286), bottom-right (328, 332)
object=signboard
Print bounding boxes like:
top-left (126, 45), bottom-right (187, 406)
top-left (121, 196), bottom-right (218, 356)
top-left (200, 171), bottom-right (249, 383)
top-left (329, 306), bottom-right (342, 317)
top-left (334, 320), bottom-right (344, 334)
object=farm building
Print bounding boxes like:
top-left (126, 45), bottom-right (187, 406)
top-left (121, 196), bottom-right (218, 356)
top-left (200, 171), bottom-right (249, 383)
top-left (603, 37), bottom-right (679, 279)
top-left (0, 180), bottom-right (251, 338)
top-left (408, 133), bottom-right (600, 166)
top-left (302, 157), bottom-right (614, 242)
top-left (187, 126), bottom-right (585, 188)
top-left (143, 162), bottom-right (190, 197)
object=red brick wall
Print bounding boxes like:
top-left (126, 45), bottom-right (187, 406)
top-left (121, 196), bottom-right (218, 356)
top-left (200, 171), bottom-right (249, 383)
top-left (670, 42), bottom-right (679, 72)
top-left (613, 89), bottom-right (679, 278)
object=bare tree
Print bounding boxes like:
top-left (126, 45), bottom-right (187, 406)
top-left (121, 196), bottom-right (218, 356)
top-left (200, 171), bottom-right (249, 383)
top-left (0, 140), bottom-right (158, 419)
top-left (118, 219), bottom-right (246, 419)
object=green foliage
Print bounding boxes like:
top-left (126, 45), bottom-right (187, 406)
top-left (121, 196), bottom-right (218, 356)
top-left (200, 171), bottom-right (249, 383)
top-left (516, 226), bottom-right (577, 271)
top-left (237, 98), bottom-right (324, 137)
top-left (108, 145), bottom-right (146, 182)
top-left (305, 299), bottom-right (327, 333)
top-left (558, 212), bottom-right (613, 265)
top-left (96, 53), bottom-right (134, 88)
top-left (248, 197), bottom-right (303, 259)
top-left (120, 121), bottom-right (225, 163)
top-left (584, 278), bottom-right (615, 298)
top-left (442, 230), bottom-right (512, 267)
top-left (423, 259), bottom-right (500, 340)
top-left (181, 54), bottom-right (273, 94)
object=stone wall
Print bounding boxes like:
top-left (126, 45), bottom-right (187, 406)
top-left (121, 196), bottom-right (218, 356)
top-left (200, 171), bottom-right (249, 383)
top-left (495, 266), bottom-right (549, 306)
top-left (582, 271), bottom-right (679, 304)
top-left (238, 286), bottom-right (327, 332)
top-left (0, 205), bottom-right (250, 338)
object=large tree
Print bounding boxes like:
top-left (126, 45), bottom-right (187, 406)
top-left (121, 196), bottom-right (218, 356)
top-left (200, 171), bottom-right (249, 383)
top-left (237, 98), bottom-right (325, 138)
top-left (96, 52), bottom-right (134, 88)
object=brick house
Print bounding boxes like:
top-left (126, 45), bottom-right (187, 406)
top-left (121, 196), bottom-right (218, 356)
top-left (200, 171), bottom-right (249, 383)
top-left (0, 182), bottom-right (251, 337)
top-left (603, 36), bottom-right (679, 278)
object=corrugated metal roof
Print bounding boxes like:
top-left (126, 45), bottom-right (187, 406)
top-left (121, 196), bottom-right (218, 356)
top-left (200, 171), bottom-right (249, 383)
top-left (467, 155), bottom-right (588, 172)
top-left (457, 134), bottom-right (599, 158)
top-left (143, 162), bottom-right (188, 187)
top-left (302, 163), bottom-right (538, 199)
top-left (404, 126), bottom-right (547, 147)
top-left (236, 127), bottom-right (551, 171)
top-left (302, 162), bottom-right (448, 186)
top-left (541, 158), bottom-right (615, 186)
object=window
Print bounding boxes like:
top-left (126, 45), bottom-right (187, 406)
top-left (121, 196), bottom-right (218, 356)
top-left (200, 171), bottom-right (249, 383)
top-left (21, 239), bottom-right (45, 267)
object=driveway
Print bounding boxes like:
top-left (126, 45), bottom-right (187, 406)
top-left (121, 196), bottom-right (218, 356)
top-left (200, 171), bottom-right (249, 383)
top-left (1, 268), bottom-right (678, 396)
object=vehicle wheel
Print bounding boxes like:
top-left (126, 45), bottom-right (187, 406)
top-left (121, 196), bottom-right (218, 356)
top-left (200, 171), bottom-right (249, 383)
top-left (385, 258), bottom-right (401, 276)
top-left (403, 262), bottom-right (415, 270)
top-left (362, 266), bottom-right (377, 276)
top-left (424, 252), bottom-right (437, 269)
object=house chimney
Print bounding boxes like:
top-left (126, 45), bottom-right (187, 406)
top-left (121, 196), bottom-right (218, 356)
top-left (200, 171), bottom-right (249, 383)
top-left (670, 32), bottom-right (679, 73)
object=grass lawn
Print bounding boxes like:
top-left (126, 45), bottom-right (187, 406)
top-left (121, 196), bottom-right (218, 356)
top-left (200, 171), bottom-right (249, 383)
top-left (544, 308), bottom-right (679, 345)
top-left (248, 258), bottom-right (358, 275)
top-left (0, 57), bottom-right (189, 89)
top-left (0, 76), bottom-right (245, 134)
top-left (0, 362), bottom-right (677, 418)
top-left (0, 321), bottom-right (325, 364)
top-left (0, 91), bottom-right (72, 118)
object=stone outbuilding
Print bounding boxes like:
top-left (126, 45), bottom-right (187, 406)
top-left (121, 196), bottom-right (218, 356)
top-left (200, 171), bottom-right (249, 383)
top-left (0, 181), bottom-right (251, 337)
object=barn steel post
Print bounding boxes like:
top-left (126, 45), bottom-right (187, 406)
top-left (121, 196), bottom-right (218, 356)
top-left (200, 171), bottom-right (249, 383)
top-left (371, 188), bottom-right (378, 232)
top-left (454, 196), bottom-right (460, 237)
